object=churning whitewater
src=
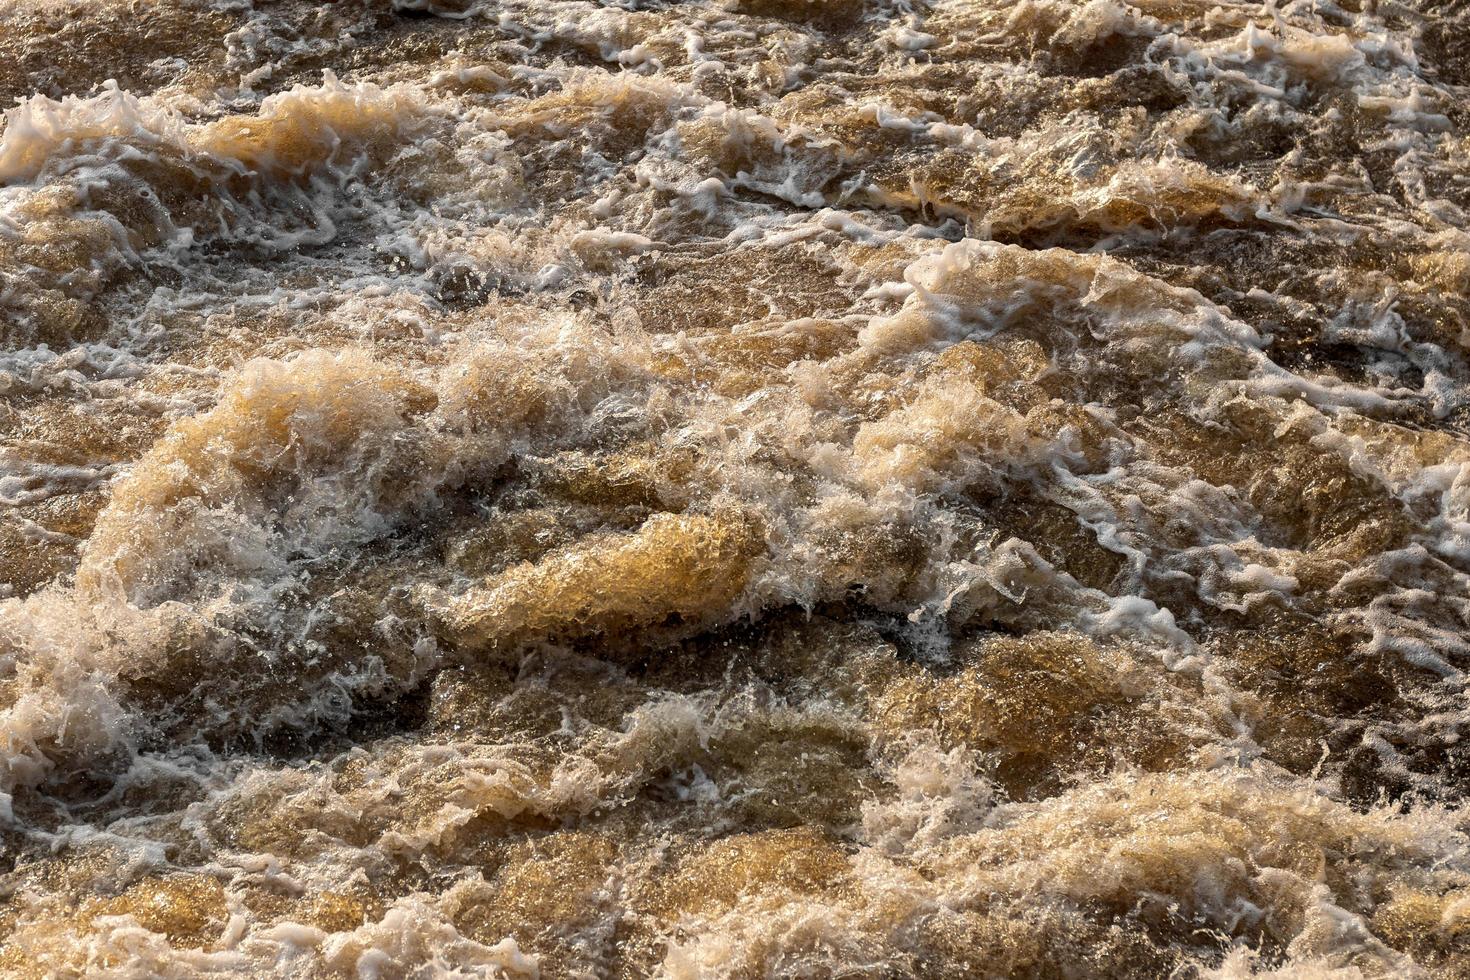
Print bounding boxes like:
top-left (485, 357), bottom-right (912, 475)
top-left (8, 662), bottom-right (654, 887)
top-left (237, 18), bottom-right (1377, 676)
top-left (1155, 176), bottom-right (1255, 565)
top-left (1, 0), bottom-right (1469, 976)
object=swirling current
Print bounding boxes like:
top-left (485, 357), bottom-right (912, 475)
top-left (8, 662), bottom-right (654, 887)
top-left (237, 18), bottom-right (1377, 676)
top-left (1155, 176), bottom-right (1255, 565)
top-left (2, 0), bottom-right (1470, 976)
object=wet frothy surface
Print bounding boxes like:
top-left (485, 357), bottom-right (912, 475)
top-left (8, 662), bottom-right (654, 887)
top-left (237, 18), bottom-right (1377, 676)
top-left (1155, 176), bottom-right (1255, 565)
top-left (2, 0), bottom-right (1470, 976)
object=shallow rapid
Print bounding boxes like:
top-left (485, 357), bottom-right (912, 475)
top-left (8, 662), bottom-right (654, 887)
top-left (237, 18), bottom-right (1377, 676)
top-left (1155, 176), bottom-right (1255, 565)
top-left (2, 0), bottom-right (1470, 976)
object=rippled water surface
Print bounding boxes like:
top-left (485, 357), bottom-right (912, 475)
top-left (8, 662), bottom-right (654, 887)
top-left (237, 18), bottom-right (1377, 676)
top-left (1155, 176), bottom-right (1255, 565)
top-left (2, 0), bottom-right (1470, 976)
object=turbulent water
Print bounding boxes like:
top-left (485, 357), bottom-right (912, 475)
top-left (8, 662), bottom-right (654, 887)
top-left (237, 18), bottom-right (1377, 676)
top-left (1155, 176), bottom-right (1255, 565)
top-left (3, 0), bottom-right (1470, 976)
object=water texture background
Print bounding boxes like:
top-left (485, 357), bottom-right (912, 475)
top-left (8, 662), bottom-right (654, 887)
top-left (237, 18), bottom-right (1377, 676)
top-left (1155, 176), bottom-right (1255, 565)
top-left (2, 0), bottom-right (1470, 976)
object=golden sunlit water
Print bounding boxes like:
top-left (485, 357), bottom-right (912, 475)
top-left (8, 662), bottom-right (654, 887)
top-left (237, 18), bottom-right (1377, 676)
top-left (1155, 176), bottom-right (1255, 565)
top-left (2, 0), bottom-right (1470, 976)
